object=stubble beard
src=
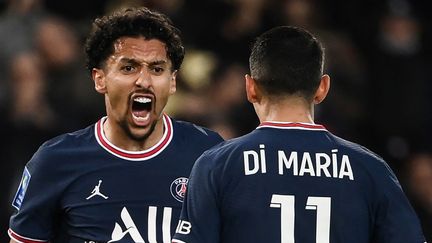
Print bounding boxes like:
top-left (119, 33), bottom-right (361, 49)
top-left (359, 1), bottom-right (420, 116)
top-left (120, 117), bottom-right (159, 142)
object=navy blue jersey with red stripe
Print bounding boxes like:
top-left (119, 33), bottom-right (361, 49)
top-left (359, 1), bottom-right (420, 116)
top-left (9, 114), bottom-right (223, 243)
top-left (172, 122), bottom-right (426, 243)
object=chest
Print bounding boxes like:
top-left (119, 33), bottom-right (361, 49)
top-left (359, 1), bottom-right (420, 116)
top-left (56, 154), bottom-right (194, 242)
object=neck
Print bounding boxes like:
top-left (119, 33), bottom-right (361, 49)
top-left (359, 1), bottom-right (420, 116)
top-left (255, 97), bottom-right (314, 124)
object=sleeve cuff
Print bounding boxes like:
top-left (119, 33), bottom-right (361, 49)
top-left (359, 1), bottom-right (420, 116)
top-left (8, 228), bottom-right (48, 243)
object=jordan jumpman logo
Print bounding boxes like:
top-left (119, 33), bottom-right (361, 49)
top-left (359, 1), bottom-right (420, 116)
top-left (86, 180), bottom-right (109, 200)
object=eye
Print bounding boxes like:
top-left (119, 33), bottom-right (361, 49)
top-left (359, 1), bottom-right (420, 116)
top-left (121, 65), bottom-right (136, 73)
top-left (151, 66), bottom-right (164, 75)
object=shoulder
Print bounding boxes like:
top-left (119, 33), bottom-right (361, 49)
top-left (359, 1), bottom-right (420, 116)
top-left (329, 133), bottom-right (396, 176)
top-left (170, 117), bottom-right (224, 144)
top-left (194, 133), bottom-right (253, 167)
top-left (326, 133), bottom-right (383, 161)
top-left (187, 134), bottom-right (259, 186)
top-left (39, 125), bottom-right (94, 153)
top-left (205, 129), bottom-right (267, 154)
top-left (27, 125), bottom-right (95, 171)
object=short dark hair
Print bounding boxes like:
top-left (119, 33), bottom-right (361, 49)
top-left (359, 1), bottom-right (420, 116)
top-left (249, 26), bottom-right (324, 99)
top-left (85, 7), bottom-right (184, 73)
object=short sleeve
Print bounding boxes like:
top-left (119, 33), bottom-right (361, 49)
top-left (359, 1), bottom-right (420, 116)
top-left (172, 152), bottom-right (221, 243)
top-left (9, 147), bottom-right (64, 242)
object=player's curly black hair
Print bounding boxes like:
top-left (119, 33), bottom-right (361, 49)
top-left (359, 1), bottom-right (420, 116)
top-left (84, 7), bottom-right (184, 73)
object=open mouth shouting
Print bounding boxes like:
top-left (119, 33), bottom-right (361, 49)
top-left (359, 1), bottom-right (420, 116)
top-left (131, 94), bottom-right (154, 127)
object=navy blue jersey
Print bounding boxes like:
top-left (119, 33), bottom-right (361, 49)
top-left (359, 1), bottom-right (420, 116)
top-left (9, 114), bottom-right (223, 243)
top-left (173, 122), bottom-right (426, 243)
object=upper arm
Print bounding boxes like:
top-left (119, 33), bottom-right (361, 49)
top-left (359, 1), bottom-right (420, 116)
top-left (9, 149), bottom-right (63, 242)
top-left (173, 153), bottom-right (222, 243)
top-left (373, 162), bottom-right (426, 242)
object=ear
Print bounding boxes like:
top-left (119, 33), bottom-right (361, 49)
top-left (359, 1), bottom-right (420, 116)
top-left (313, 74), bottom-right (330, 104)
top-left (245, 74), bottom-right (260, 103)
top-left (93, 68), bottom-right (107, 94)
top-left (169, 70), bottom-right (177, 95)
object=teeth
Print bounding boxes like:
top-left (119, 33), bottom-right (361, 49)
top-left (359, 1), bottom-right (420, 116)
top-left (134, 97), bottom-right (151, 103)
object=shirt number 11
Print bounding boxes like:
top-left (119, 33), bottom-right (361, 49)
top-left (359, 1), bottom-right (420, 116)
top-left (270, 194), bottom-right (331, 243)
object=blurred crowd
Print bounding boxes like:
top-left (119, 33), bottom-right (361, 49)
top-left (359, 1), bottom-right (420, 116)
top-left (0, 0), bottom-right (431, 241)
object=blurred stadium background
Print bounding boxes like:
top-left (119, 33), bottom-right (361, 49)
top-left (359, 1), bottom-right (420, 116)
top-left (1, 0), bottom-right (431, 241)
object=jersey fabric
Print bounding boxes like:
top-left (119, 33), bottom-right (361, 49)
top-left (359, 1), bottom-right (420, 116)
top-left (9, 114), bottom-right (223, 243)
top-left (172, 122), bottom-right (426, 243)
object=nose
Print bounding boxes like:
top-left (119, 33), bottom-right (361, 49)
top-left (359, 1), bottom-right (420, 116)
top-left (135, 69), bottom-right (151, 88)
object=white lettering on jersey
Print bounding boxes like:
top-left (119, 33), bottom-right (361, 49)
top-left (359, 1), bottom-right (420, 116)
top-left (175, 220), bottom-right (192, 235)
top-left (299, 152), bottom-right (315, 177)
top-left (242, 146), bottom-right (354, 180)
top-left (109, 206), bottom-right (173, 243)
top-left (243, 144), bottom-right (267, 175)
top-left (278, 149), bottom-right (354, 180)
top-left (108, 207), bottom-right (144, 242)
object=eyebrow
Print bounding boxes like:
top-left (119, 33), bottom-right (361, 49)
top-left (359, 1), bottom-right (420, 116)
top-left (119, 58), bottom-right (168, 66)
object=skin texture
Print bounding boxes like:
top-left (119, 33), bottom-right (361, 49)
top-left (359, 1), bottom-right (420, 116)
top-left (92, 37), bottom-right (177, 151)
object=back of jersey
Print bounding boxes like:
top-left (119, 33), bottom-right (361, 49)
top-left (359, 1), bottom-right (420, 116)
top-left (173, 122), bottom-right (426, 243)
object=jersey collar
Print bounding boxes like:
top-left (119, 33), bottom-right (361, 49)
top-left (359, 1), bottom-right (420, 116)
top-left (95, 114), bottom-right (173, 161)
top-left (257, 121), bottom-right (327, 131)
